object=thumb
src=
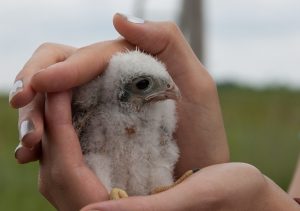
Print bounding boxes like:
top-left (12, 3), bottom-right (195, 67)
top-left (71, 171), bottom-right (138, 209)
top-left (113, 13), bottom-right (187, 56)
top-left (113, 13), bottom-right (202, 81)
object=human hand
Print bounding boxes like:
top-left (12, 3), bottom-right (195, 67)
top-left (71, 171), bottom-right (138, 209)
top-left (81, 163), bottom-right (300, 211)
top-left (11, 14), bottom-right (229, 176)
top-left (39, 91), bottom-right (108, 210)
top-left (12, 39), bottom-right (131, 163)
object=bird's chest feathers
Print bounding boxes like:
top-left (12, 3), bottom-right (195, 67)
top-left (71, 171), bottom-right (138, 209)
top-left (107, 109), bottom-right (160, 142)
top-left (90, 105), bottom-right (162, 151)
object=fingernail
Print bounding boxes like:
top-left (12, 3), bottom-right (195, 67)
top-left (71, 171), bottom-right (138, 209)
top-left (118, 13), bottom-right (145, 24)
top-left (19, 119), bottom-right (35, 141)
top-left (14, 143), bottom-right (23, 158)
top-left (9, 80), bottom-right (23, 103)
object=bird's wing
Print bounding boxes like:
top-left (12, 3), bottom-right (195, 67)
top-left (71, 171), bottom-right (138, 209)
top-left (72, 105), bottom-right (94, 139)
top-left (71, 77), bottom-right (102, 139)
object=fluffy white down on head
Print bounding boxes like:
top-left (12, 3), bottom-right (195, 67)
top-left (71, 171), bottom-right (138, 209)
top-left (102, 50), bottom-right (172, 102)
top-left (73, 50), bottom-right (172, 108)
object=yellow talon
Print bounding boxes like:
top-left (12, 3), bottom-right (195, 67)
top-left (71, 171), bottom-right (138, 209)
top-left (110, 188), bottom-right (129, 200)
top-left (151, 169), bottom-right (199, 194)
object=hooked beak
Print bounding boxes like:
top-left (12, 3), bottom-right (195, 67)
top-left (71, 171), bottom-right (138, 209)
top-left (145, 83), bottom-right (181, 102)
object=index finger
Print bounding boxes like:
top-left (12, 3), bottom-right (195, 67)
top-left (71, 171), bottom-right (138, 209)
top-left (31, 39), bottom-right (133, 92)
top-left (9, 43), bottom-right (76, 108)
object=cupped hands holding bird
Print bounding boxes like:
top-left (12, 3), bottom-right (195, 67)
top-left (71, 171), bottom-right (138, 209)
top-left (10, 14), bottom-right (297, 211)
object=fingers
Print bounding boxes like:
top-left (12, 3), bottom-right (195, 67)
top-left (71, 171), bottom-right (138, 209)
top-left (11, 43), bottom-right (75, 164)
top-left (31, 39), bottom-right (133, 93)
top-left (113, 13), bottom-right (170, 55)
top-left (81, 163), bottom-right (300, 211)
top-left (15, 143), bottom-right (41, 164)
top-left (18, 93), bottom-right (45, 147)
top-left (14, 93), bottom-right (44, 163)
top-left (80, 164), bottom-right (256, 211)
top-left (43, 91), bottom-right (83, 164)
top-left (9, 43), bottom-right (76, 108)
top-left (40, 92), bottom-right (109, 210)
top-left (80, 196), bottom-right (159, 211)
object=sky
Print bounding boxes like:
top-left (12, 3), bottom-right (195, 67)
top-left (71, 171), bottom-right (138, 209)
top-left (0, 0), bottom-right (300, 93)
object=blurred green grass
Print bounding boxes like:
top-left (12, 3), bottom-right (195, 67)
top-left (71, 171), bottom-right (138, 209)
top-left (0, 96), bottom-right (54, 210)
top-left (0, 85), bottom-right (300, 210)
top-left (219, 84), bottom-right (300, 189)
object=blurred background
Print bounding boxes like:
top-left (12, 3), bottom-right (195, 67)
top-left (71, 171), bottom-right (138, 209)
top-left (1, 0), bottom-right (300, 210)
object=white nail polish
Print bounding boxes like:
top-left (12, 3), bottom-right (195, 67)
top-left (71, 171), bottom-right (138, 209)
top-left (19, 119), bottom-right (35, 141)
top-left (9, 80), bottom-right (23, 102)
top-left (14, 142), bottom-right (23, 158)
top-left (119, 13), bottom-right (145, 24)
top-left (15, 142), bottom-right (23, 152)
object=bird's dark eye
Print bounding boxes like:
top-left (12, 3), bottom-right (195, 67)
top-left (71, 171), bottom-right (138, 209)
top-left (136, 79), bottom-right (150, 90)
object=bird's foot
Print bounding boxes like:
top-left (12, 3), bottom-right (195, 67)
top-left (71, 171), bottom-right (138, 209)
top-left (151, 169), bottom-right (200, 194)
top-left (110, 188), bottom-right (129, 200)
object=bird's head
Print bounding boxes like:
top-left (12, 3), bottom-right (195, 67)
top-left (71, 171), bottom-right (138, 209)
top-left (102, 50), bottom-right (180, 112)
top-left (119, 73), bottom-right (180, 111)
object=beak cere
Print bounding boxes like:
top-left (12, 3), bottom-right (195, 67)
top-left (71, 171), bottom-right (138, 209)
top-left (165, 83), bottom-right (181, 100)
top-left (145, 83), bottom-right (181, 102)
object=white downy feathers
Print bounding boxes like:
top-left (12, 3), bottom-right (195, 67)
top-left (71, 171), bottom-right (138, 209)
top-left (72, 50), bottom-right (180, 196)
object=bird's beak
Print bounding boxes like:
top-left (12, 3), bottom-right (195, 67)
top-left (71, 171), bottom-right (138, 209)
top-left (164, 83), bottom-right (181, 100)
top-left (145, 83), bottom-right (181, 102)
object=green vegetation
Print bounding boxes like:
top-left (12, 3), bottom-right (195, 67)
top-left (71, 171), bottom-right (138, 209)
top-left (219, 84), bottom-right (300, 189)
top-left (0, 96), bottom-right (54, 210)
top-left (0, 85), bottom-right (300, 210)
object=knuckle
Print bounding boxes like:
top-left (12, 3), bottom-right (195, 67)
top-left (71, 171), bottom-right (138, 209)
top-left (155, 21), bottom-right (182, 51)
top-left (35, 42), bottom-right (67, 62)
top-left (36, 42), bottom-right (57, 52)
top-left (199, 163), bottom-right (267, 209)
top-left (232, 163), bottom-right (264, 179)
top-left (165, 21), bottom-right (181, 36)
top-left (162, 21), bottom-right (182, 42)
top-left (234, 163), bottom-right (267, 187)
top-left (222, 163), bottom-right (267, 200)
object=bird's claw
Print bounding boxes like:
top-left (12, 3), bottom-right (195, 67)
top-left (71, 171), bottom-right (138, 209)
top-left (151, 169), bottom-right (200, 194)
top-left (110, 188), bottom-right (129, 200)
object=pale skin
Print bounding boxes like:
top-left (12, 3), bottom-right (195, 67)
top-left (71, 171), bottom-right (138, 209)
top-left (10, 13), bottom-right (300, 210)
top-left (289, 156), bottom-right (300, 197)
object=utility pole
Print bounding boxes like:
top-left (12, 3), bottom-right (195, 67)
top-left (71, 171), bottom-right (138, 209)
top-left (133, 0), bottom-right (146, 19)
top-left (178, 0), bottom-right (205, 63)
top-left (132, 0), bottom-right (205, 63)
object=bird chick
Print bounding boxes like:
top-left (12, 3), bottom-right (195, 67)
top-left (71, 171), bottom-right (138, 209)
top-left (72, 50), bottom-right (180, 196)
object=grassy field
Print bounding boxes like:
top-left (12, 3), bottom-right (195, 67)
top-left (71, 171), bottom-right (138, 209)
top-left (0, 96), bottom-right (54, 210)
top-left (0, 85), bottom-right (300, 210)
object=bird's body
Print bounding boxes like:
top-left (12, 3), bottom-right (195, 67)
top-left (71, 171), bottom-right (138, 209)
top-left (72, 51), bottom-right (179, 196)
